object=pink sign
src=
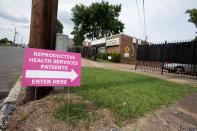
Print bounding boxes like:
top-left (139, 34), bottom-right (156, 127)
top-left (22, 48), bottom-right (81, 87)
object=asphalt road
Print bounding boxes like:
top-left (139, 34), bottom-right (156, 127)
top-left (0, 46), bottom-right (24, 100)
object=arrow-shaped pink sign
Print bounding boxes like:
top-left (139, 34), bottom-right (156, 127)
top-left (22, 48), bottom-right (81, 87)
top-left (25, 69), bottom-right (78, 82)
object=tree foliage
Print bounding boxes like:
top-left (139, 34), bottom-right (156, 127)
top-left (0, 38), bottom-right (13, 45)
top-left (71, 1), bottom-right (124, 46)
top-left (186, 8), bottom-right (197, 40)
top-left (56, 19), bottom-right (64, 33)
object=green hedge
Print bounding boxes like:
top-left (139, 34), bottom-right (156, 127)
top-left (97, 52), bottom-right (121, 63)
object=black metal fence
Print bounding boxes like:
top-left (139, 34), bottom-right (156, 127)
top-left (136, 40), bottom-right (197, 78)
top-left (68, 46), bottom-right (98, 60)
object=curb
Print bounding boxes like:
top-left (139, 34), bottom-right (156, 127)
top-left (0, 76), bottom-right (22, 130)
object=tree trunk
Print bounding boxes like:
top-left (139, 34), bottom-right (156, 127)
top-left (26, 0), bottom-right (58, 102)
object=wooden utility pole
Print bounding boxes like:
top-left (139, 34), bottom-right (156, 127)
top-left (13, 27), bottom-right (17, 45)
top-left (29, 0), bottom-right (58, 49)
top-left (26, 0), bottom-right (58, 101)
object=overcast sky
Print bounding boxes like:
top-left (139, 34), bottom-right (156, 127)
top-left (0, 0), bottom-right (196, 44)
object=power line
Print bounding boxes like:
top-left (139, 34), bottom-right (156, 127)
top-left (135, 0), bottom-right (143, 35)
top-left (142, 0), bottom-right (147, 42)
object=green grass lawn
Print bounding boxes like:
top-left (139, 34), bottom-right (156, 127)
top-left (70, 67), bottom-right (197, 121)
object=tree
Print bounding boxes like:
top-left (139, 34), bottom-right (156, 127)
top-left (186, 9), bottom-right (197, 40)
top-left (0, 38), bottom-right (13, 45)
top-left (56, 19), bottom-right (64, 33)
top-left (71, 1), bottom-right (124, 45)
top-left (0, 38), bottom-right (9, 43)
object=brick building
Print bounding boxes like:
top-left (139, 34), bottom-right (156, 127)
top-left (90, 34), bottom-right (146, 64)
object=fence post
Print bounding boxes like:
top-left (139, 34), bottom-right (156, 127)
top-left (191, 40), bottom-right (196, 78)
top-left (135, 62), bottom-right (138, 70)
top-left (92, 47), bottom-right (94, 60)
top-left (93, 47), bottom-right (98, 61)
top-left (135, 44), bottom-right (139, 70)
top-left (161, 41), bottom-right (166, 74)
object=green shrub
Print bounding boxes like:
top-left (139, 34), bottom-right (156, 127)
top-left (103, 53), bottom-right (108, 60)
top-left (96, 53), bottom-right (102, 59)
top-left (111, 53), bottom-right (121, 62)
top-left (108, 53), bottom-right (121, 63)
top-left (97, 52), bottom-right (121, 62)
top-left (96, 53), bottom-right (108, 60)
